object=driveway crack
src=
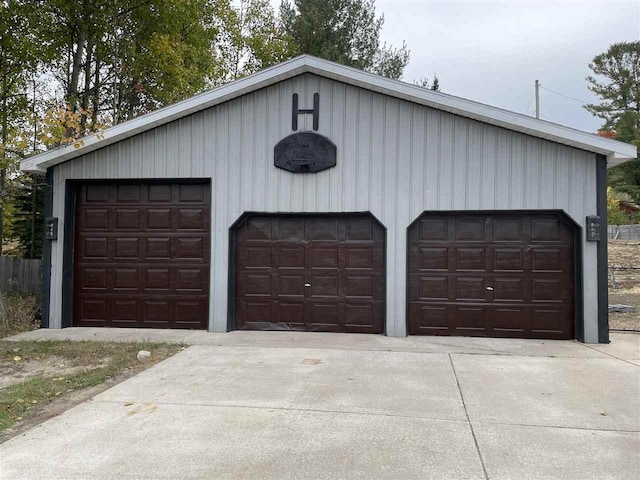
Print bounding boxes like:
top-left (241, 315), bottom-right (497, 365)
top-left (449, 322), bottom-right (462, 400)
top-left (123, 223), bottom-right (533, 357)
top-left (449, 353), bottom-right (490, 480)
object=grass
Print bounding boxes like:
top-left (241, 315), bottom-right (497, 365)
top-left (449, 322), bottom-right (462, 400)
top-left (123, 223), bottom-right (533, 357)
top-left (0, 340), bottom-right (183, 433)
top-left (0, 293), bottom-right (40, 339)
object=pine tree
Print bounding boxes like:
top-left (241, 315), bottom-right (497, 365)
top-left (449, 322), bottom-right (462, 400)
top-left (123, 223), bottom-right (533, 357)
top-left (280, 0), bottom-right (410, 79)
top-left (11, 174), bottom-right (45, 259)
top-left (585, 42), bottom-right (640, 203)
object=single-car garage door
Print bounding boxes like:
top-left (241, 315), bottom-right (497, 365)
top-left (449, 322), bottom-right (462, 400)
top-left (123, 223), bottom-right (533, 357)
top-left (234, 214), bottom-right (385, 333)
top-left (73, 181), bottom-right (210, 329)
top-left (407, 212), bottom-right (576, 339)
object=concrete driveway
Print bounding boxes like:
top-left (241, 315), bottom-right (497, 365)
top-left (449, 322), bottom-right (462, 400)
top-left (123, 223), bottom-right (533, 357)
top-left (1, 330), bottom-right (639, 480)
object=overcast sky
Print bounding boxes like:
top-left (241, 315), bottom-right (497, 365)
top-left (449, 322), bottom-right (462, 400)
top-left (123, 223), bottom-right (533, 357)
top-left (272, 0), bottom-right (639, 133)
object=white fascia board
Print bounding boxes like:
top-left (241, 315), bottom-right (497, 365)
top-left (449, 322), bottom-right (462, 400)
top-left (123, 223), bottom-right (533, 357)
top-left (20, 57), bottom-right (309, 174)
top-left (20, 55), bottom-right (637, 174)
top-left (303, 57), bottom-right (637, 162)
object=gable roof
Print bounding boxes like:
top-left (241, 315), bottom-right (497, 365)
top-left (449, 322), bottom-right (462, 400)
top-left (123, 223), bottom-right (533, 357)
top-left (21, 55), bottom-right (637, 173)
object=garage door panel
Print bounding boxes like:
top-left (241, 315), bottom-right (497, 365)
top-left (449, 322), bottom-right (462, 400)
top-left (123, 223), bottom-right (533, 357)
top-left (408, 212), bottom-right (575, 339)
top-left (345, 275), bottom-right (373, 298)
top-left (492, 278), bottom-right (525, 302)
top-left (80, 208), bottom-right (109, 230)
top-left (74, 182), bottom-right (210, 329)
top-left (454, 305), bottom-right (488, 331)
top-left (145, 237), bottom-right (172, 259)
top-left (80, 268), bottom-right (108, 291)
top-left (455, 218), bottom-right (486, 242)
top-left (493, 248), bottom-right (524, 271)
top-left (85, 184), bottom-right (109, 203)
top-left (309, 274), bottom-right (339, 297)
top-left (80, 237), bottom-right (109, 259)
top-left (417, 247), bottom-right (448, 271)
top-left (411, 304), bottom-right (449, 333)
top-left (113, 268), bottom-right (138, 291)
top-left (419, 218), bottom-right (448, 242)
top-left (112, 299), bottom-right (139, 325)
top-left (243, 246), bottom-right (271, 268)
top-left (278, 302), bottom-right (305, 326)
top-left (311, 247), bottom-right (339, 268)
top-left (78, 299), bottom-right (107, 324)
top-left (308, 302), bottom-right (340, 327)
top-left (419, 276), bottom-right (449, 300)
top-left (235, 214), bottom-right (385, 333)
top-left (278, 218), bottom-right (304, 240)
top-left (455, 248), bottom-right (486, 271)
top-left (345, 247), bottom-right (374, 269)
top-left (531, 217), bottom-right (563, 242)
top-left (148, 184), bottom-right (171, 202)
top-left (493, 217), bottom-right (524, 242)
top-left (493, 306), bottom-right (528, 332)
top-left (531, 278), bottom-right (568, 303)
top-left (532, 308), bottom-right (572, 334)
top-left (275, 246), bottom-right (305, 268)
top-left (455, 277), bottom-right (488, 301)
top-left (309, 218), bottom-right (339, 241)
top-left (146, 209), bottom-right (172, 230)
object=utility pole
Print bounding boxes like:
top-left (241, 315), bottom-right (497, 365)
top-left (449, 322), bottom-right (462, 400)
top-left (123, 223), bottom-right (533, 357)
top-left (535, 79), bottom-right (540, 119)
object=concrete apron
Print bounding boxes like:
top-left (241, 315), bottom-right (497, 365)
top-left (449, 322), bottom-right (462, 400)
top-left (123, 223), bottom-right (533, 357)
top-left (1, 332), bottom-right (639, 480)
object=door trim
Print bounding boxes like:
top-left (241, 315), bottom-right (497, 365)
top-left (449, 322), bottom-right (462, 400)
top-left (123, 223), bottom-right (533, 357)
top-left (405, 209), bottom-right (582, 340)
top-left (228, 211), bottom-right (387, 333)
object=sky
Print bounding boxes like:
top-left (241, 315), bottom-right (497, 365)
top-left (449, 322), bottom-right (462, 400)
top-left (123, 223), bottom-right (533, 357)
top-left (271, 0), bottom-right (640, 133)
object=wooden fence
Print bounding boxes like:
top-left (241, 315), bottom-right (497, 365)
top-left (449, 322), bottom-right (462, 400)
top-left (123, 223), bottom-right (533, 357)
top-left (0, 257), bottom-right (42, 294)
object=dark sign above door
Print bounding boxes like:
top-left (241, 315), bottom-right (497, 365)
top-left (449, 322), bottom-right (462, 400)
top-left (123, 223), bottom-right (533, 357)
top-left (274, 132), bottom-right (337, 173)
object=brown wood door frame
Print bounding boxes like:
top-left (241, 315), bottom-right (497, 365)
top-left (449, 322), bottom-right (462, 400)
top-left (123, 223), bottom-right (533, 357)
top-left (62, 179), bottom-right (212, 329)
top-left (405, 210), bottom-right (582, 340)
top-left (229, 212), bottom-right (387, 333)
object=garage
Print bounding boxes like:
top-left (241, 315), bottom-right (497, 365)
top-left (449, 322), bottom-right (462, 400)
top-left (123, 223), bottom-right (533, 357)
top-left (233, 214), bottom-right (385, 333)
top-left (22, 56), bottom-right (636, 342)
top-left (73, 181), bottom-right (210, 329)
top-left (407, 212), bottom-right (576, 339)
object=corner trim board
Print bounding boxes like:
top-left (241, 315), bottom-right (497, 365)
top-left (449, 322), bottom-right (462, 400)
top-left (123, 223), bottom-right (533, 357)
top-left (61, 181), bottom-right (77, 328)
top-left (596, 154), bottom-right (609, 343)
top-left (40, 168), bottom-right (54, 329)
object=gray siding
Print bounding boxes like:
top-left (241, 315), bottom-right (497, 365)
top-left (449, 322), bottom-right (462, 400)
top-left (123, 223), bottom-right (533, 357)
top-left (50, 73), bottom-right (600, 340)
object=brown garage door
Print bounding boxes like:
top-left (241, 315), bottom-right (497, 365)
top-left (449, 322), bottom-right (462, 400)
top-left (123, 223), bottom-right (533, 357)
top-left (73, 182), bottom-right (210, 329)
top-left (407, 212), bottom-right (576, 339)
top-left (234, 214), bottom-right (385, 333)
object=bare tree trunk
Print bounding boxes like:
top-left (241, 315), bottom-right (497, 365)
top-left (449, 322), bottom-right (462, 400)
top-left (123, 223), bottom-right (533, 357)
top-left (68, 26), bottom-right (86, 112)
top-left (0, 69), bottom-right (7, 257)
top-left (80, 36), bottom-right (94, 129)
top-left (92, 59), bottom-right (100, 126)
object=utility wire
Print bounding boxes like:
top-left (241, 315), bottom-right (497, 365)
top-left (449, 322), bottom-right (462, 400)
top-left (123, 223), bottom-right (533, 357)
top-left (540, 86), bottom-right (591, 105)
top-left (524, 95), bottom-right (535, 116)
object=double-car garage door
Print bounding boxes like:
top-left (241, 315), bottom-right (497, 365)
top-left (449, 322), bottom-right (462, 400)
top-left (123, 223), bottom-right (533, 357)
top-left (72, 183), bottom-right (575, 339)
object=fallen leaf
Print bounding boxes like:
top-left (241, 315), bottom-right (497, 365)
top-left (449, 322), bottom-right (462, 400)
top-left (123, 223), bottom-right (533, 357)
top-left (124, 402), bottom-right (134, 406)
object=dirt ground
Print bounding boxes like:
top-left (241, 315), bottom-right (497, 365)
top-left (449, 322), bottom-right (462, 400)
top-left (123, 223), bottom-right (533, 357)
top-left (608, 240), bottom-right (640, 331)
top-left (0, 341), bottom-right (182, 442)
